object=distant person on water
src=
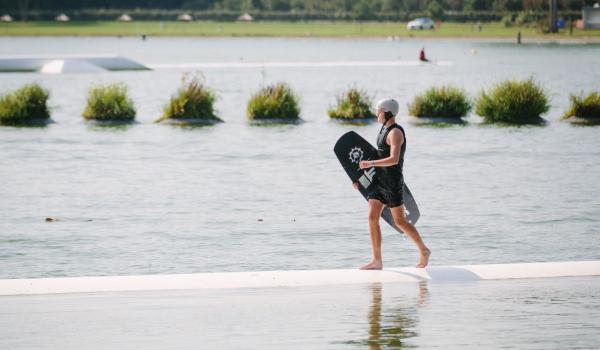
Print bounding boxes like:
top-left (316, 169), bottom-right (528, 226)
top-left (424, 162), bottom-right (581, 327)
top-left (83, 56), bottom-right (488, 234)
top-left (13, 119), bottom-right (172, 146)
top-left (353, 98), bottom-right (431, 270)
top-left (419, 48), bottom-right (429, 62)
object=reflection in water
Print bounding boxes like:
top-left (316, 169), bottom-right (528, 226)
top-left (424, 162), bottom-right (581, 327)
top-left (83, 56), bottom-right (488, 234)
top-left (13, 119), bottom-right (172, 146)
top-left (362, 282), bottom-right (428, 349)
top-left (329, 119), bottom-right (376, 127)
top-left (86, 123), bottom-right (136, 132)
top-left (166, 122), bottom-right (220, 130)
top-left (248, 119), bottom-right (305, 127)
top-left (410, 117), bottom-right (467, 128)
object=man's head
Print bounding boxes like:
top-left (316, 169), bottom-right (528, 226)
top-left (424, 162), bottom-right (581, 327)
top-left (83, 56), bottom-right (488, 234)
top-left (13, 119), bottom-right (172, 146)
top-left (375, 98), bottom-right (399, 124)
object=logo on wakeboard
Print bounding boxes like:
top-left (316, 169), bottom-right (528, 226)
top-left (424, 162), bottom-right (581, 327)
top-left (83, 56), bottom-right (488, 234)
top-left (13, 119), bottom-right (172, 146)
top-left (348, 147), bottom-right (364, 164)
top-left (358, 167), bottom-right (376, 189)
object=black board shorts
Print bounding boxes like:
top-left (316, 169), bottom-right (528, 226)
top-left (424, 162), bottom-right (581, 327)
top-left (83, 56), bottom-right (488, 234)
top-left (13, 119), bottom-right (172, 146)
top-left (367, 180), bottom-right (405, 208)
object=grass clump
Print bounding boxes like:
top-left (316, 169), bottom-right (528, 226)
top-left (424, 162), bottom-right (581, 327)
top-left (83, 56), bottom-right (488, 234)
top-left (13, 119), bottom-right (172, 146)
top-left (561, 92), bottom-right (600, 124)
top-left (157, 75), bottom-right (221, 124)
top-left (475, 78), bottom-right (549, 124)
top-left (408, 86), bottom-right (471, 119)
top-left (82, 83), bottom-right (136, 122)
top-left (328, 88), bottom-right (375, 120)
top-left (247, 82), bottom-right (300, 121)
top-left (0, 83), bottom-right (50, 126)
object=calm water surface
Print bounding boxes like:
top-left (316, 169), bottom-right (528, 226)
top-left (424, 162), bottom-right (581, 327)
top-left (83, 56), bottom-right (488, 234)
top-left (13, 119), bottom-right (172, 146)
top-left (0, 38), bottom-right (599, 278)
top-left (1, 277), bottom-right (599, 349)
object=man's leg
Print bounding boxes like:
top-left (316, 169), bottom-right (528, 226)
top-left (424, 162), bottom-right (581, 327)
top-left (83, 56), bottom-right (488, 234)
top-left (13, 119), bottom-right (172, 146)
top-left (361, 199), bottom-right (385, 270)
top-left (390, 205), bottom-right (431, 268)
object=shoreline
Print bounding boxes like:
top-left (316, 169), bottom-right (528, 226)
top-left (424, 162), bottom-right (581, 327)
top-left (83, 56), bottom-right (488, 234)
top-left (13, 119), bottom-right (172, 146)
top-left (1, 21), bottom-right (599, 42)
top-left (1, 34), bottom-right (599, 44)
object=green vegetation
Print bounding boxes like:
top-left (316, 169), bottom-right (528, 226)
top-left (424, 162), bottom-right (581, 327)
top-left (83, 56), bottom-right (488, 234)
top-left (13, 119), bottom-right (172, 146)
top-left (247, 82), bottom-right (300, 120)
top-left (475, 78), bottom-right (549, 124)
top-left (0, 83), bottom-right (50, 126)
top-left (157, 75), bottom-right (221, 124)
top-left (82, 83), bottom-right (136, 122)
top-left (408, 86), bottom-right (471, 119)
top-left (503, 11), bottom-right (543, 27)
top-left (1, 21), bottom-right (599, 39)
top-left (426, 0), bottom-right (445, 20)
top-left (1, 0), bottom-right (591, 22)
top-left (562, 92), bottom-right (600, 124)
top-left (328, 88), bottom-right (375, 120)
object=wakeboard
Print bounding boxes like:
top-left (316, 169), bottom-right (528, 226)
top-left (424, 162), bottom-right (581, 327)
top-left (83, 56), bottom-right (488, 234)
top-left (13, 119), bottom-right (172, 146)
top-left (334, 131), bottom-right (420, 231)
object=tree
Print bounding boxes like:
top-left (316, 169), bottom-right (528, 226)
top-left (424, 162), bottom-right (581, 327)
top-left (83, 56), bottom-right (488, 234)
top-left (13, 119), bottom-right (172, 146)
top-left (444, 0), bottom-right (465, 11)
top-left (17, 0), bottom-right (29, 22)
top-left (523, 0), bottom-right (545, 11)
top-left (382, 0), bottom-right (404, 19)
top-left (290, 0), bottom-right (305, 11)
top-left (262, 0), bottom-right (290, 11)
top-left (505, 0), bottom-right (523, 11)
top-left (182, 0), bottom-right (213, 10)
top-left (427, 0), bottom-right (444, 20)
top-left (464, 0), bottom-right (491, 11)
top-left (402, 0), bottom-right (422, 12)
top-left (353, 0), bottom-right (375, 20)
top-left (215, 0), bottom-right (243, 11)
top-left (492, 0), bottom-right (523, 11)
top-left (560, 0), bottom-right (593, 11)
top-left (382, 0), bottom-right (402, 11)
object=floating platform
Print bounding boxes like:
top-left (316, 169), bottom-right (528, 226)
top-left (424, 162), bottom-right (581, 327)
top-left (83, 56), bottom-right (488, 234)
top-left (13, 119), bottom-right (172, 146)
top-left (0, 55), bottom-right (150, 73)
top-left (1, 261), bottom-right (599, 296)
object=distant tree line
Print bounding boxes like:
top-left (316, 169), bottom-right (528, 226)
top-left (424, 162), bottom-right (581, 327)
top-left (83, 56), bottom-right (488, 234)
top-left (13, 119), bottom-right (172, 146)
top-left (1, 0), bottom-right (595, 21)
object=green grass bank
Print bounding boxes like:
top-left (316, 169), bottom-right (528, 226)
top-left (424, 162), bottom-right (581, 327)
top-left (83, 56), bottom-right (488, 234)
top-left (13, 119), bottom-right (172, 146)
top-left (1, 21), bottom-right (599, 39)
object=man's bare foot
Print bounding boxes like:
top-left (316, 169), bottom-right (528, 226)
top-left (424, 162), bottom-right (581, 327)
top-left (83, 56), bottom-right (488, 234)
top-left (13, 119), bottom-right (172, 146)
top-left (416, 248), bottom-right (431, 268)
top-left (360, 261), bottom-right (383, 270)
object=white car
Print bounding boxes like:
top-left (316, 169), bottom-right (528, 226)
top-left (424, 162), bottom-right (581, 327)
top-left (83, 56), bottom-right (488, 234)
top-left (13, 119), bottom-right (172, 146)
top-left (407, 18), bottom-right (435, 30)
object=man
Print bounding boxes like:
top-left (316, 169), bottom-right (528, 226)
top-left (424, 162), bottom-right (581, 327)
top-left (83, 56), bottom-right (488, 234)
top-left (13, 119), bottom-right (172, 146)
top-left (354, 98), bottom-right (431, 270)
top-left (419, 47), bottom-right (430, 62)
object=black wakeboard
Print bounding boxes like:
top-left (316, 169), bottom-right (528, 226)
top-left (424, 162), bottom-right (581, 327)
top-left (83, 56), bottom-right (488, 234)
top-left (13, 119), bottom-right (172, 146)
top-left (334, 131), bottom-right (420, 230)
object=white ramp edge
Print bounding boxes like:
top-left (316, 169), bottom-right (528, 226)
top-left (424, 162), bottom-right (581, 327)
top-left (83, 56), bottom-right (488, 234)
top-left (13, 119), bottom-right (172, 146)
top-left (1, 261), bottom-right (599, 296)
top-left (0, 56), bottom-right (149, 73)
top-left (40, 59), bottom-right (106, 74)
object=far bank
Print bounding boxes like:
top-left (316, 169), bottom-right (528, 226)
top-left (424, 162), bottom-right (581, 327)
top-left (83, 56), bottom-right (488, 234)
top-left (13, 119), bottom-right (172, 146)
top-left (1, 21), bottom-right (599, 41)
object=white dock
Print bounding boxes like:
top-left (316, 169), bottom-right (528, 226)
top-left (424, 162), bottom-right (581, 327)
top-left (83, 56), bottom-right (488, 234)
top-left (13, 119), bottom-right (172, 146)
top-left (1, 261), bottom-right (599, 296)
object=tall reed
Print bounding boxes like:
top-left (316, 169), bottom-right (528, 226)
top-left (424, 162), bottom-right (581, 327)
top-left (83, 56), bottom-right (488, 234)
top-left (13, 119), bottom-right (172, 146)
top-left (0, 83), bottom-right (50, 125)
top-left (409, 86), bottom-right (471, 119)
top-left (328, 88), bottom-right (375, 120)
top-left (82, 83), bottom-right (136, 122)
top-left (475, 78), bottom-right (549, 124)
top-left (247, 82), bottom-right (300, 120)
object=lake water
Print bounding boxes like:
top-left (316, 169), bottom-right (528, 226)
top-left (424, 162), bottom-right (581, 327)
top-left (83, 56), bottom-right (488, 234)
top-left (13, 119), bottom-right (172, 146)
top-left (1, 36), bottom-right (600, 350)
top-left (1, 277), bottom-right (599, 349)
top-left (0, 37), bottom-right (599, 278)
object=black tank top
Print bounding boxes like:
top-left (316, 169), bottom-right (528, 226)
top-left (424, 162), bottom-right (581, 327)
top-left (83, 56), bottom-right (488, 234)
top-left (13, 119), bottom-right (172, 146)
top-left (376, 123), bottom-right (406, 180)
